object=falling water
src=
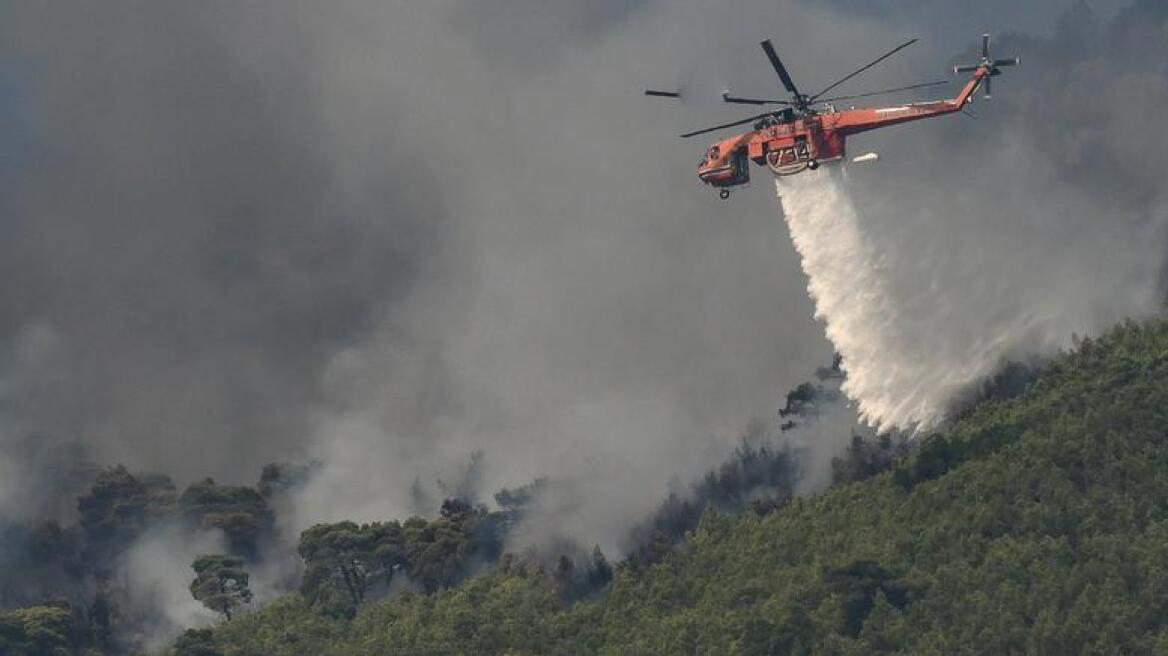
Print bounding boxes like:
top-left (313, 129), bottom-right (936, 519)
top-left (775, 167), bottom-right (1016, 432)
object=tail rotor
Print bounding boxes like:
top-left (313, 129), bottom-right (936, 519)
top-left (953, 33), bottom-right (1018, 99)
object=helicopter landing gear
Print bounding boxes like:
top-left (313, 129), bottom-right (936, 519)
top-left (807, 160), bottom-right (820, 170)
top-left (719, 189), bottom-right (731, 200)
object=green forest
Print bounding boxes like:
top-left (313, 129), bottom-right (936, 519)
top-left (10, 317), bottom-right (1168, 655)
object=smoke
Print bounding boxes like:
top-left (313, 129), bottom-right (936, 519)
top-left (117, 526), bottom-right (226, 651)
top-left (787, 397), bottom-right (869, 495)
top-left (0, 3), bottom-right (448, 484)
top-left (280, 1), bottom-right (847, 548)
top-left (0, 322), bottom-right (96, 524)
top-left (248, 1), bottom-right (1166, 546)
top-left (113, 521), bottom-right (296, 651)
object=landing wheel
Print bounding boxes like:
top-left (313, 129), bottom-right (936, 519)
top-left (719, 189), bottom-right (731, 200)
top-left (807, 160), bottom-right (820, 170)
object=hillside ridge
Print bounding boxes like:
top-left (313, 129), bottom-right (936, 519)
top-left (171, 317), bottom-right (1168, 655)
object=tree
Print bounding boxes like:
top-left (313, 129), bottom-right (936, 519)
top-left (404, 502), bottom-right (506, 594)
top-left (831, 434), bottom-right (908, 485)
top-left (174, 628), bottom-right (222, 656)
top-left (299, 521), bottom-right (404, 614)
top-left (257, 461), bottom-right (319, 498)
top-left (86, 583), bottom-right (114, 651)
top-left (190, 555), bottom-right (252, 621)
top-left (178, 479), bottom-right (274, 557)
top-left (0, 602), bottom-right (75, 656)
top-left (588, 545), bottom-right (613, 590)
top-left (77, 465), bottom-right (174, 569)
top-left (493, 477), bottom-right (549, 513)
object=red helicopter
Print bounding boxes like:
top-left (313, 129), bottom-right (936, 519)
top-left (647, 34), bottom-right (1018, 198)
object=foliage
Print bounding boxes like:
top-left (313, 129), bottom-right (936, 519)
top-left (174, 628), bottom-right (222, 656)
top-left (179, 479), bottom-right (275, 556)
top-left (197, 317), bottom-right (1168, 654)
top-left (76, 465), bottom-right (175, 570)
top-left (0, 602), bottom-right (74, 656)
top-left (190, 555), bottom-right (253, 621)
top-left (624, 438), bottom-right (797, 568)
top-left (201, 595), bottom-right (346, 656)
top-left (299, 520), bottom-right (405, 615)
top-left (299, 500), bottom-right (508, 617)
top-left (257, 461), bottom-right (320, 499)
top-left (0, 520), bottom-right (86, 609)
top-left (2, 460), bottom-right (282, 653)
top-left (830, 433), bottom-right (910, 486)
top-left (493, 477), bottom-right (549, 513)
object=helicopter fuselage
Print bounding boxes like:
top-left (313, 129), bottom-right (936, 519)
top-left (697, 65), bottom-right (989, 190)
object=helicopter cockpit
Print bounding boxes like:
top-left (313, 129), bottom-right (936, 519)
top-left (698, 143), bottom-right (750, 197)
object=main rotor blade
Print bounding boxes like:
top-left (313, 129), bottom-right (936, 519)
top-left (982, 33), bottom-right (990, 59)
top-left (814, 79), bottom-right (949, 104)
top-left (721, 91), bottom-right (791, 106)
top-left (645, 89), bottom-right (682, 98)
top-left (760, 39), bottom-right (802, 100)
top-left (680, 112), bottom-right (772, 139)
top-left (809, 38), bottom-right (919, 102)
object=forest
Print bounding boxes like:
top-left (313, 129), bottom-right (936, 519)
top-left (7, 317), bottom-right (1168, 654)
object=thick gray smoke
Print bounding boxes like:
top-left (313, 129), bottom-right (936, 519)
top-left (117, 527), bottom-right (227, 651)
top-left (0, 4), bottom-right (447, 490)
top-left (292, 0), bottom-right (1166, 540)
top-left (0, 0), bottom-right (1165, 634)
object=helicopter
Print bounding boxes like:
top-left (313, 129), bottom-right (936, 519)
top-left (646, 34), bottom-right (1018, 199)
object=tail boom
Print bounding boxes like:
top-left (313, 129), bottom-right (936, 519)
top-left (827, 67), bottom-right (987, 136)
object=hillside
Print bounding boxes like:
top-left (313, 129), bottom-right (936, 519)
top-left (146, 317), bottom-right (1168, 655)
